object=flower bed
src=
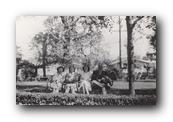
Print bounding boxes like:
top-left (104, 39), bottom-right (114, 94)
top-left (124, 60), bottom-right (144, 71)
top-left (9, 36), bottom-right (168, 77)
top-left (16, 92), bottom-right (156, 106)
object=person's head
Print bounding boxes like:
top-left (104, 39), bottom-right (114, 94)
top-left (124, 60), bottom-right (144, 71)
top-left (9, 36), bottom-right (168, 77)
top-left (83, 65), bottom-right (90, 73)
top-left (57, 66), bottom-right (64, 74)
top-left (102, 64), bottom-right (107, 71)
top-left (69, 65), bottom-right (75, 73)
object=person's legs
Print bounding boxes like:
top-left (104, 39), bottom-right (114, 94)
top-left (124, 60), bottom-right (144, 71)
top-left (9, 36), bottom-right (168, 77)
top-left (51, 83), bottom-right (57, 92)
top-left (80, 81), bottom-right (85, 94)
top-left (85, 86), bottom-right (89, 95)
top-left (56, 83), bottom-right (62, 93)
top-left (102, 87), bottom-right (107, 95)
top-left (71, 84), bottom-right (77, 94)
top-left (83, 85), bottom-right (86, 94)
top-left (56, 86), bottom-right (61, 93)
top-left (65, 84), bottom-right (70, 93)
top-left (84, 80), bottom-right (91, 94)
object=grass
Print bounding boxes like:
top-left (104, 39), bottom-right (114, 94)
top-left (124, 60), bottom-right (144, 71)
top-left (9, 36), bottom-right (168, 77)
top-left (16, 80), bottom-right (157, 105)
top-left (16, 80), bottom-right (156, 95)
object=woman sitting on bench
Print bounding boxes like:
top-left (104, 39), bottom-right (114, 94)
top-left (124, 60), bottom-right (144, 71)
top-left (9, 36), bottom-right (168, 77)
top-left (64, 65), bottom-right (78, 94)
top-left (79, 64), bottom-right (93, 95)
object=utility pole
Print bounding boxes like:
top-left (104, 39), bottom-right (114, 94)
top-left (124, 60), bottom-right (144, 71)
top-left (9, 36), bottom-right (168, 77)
top-left (119, 16), bottom-right (122, 70)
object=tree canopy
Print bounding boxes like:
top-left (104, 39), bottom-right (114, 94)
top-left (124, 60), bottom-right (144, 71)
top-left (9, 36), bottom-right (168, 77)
top-left (31, 16), bottom-right (113, 74)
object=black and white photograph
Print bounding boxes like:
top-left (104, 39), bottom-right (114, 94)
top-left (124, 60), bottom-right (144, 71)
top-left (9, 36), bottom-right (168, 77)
top-left (16, 16), bottom-right (156, 106)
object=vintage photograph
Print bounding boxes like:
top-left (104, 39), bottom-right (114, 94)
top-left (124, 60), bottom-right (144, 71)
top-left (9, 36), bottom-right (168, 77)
top-left (16, 16), bottom-right (156, 106)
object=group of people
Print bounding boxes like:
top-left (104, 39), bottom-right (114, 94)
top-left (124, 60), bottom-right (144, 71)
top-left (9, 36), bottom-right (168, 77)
top-left (51, 64), bottom-right (93, 95)
top-left (50, 63), bottom-right (117, 95)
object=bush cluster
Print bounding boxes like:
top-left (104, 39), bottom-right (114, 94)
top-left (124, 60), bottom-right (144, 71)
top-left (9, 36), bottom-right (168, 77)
top-left (16, 93), bottom-right (156, 106)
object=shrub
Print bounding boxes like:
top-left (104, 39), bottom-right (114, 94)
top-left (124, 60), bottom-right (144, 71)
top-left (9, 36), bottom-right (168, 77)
top-left (16, 92), bottom-right (156, 106)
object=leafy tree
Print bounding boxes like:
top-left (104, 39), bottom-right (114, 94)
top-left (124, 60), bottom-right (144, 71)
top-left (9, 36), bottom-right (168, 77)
top-left (125, 16), bottom-right (156, 96)
top-left (43, 16), bottom-right (111, 67)
top-left (32, 32), bottom-right (48, 77)
top-left (16, 45), bottom-right (22, 76)
top-left (31, 16), bottom-right (109, 77)
top-left (148, 16), bottom-right (156, 50)
top-left (126, 16), bottom-right (144, 95)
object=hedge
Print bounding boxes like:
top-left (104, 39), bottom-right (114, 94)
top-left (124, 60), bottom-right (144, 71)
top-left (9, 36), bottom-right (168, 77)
top-left (16, 92), bottom-right (156, 106)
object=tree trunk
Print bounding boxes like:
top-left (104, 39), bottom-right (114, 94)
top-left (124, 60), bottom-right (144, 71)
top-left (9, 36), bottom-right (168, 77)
top-left (126, 16), bottom-right (135, 96)
top-left (42, 40), bottom-right (47, 77)
top-left (119, 16), bottom-right (122, 78)
top-left (34, 67), bottom-right (38, 77)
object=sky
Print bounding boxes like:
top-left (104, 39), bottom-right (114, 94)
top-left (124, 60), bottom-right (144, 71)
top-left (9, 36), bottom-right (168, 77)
top-left (16, 16), bottom-right (152, 63)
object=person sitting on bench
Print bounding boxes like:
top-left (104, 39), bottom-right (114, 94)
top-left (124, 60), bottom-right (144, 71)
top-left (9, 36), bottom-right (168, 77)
top-left (52, 66), bottom-right (66, 93)
top-left (64, 65), bottom-right (78, 94)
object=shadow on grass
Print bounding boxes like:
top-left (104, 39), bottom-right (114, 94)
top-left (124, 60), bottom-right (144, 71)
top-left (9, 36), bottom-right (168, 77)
top-left (108, 88), bottom-right (156, 95)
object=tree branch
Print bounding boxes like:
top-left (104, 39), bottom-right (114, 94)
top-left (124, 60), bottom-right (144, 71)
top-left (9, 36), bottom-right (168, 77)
top-left (131, 16), bottom-right (144, 29)
top-left (46, 29), bottom-right (60, 40)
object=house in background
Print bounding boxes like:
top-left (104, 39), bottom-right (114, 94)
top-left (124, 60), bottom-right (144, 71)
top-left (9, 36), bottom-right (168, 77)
top-left (110, 56), bottom-right (156, 80)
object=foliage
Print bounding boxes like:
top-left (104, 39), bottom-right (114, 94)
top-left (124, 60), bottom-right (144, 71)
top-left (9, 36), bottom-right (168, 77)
top-left (44, 16), bottom-right (111, 64)
top-left (148, 16), bottom-right (156, 50)
top-left (31, 16), bottom-right (113, 75)
top-left (125, 16), bottom-right (157, 96)
top-left (16, 92), bottom-right (156, 105)
top-left (130, 16), bottom-right (156, 50)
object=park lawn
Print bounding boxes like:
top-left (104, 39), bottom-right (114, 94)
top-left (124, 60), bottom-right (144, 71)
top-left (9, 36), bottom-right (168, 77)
top-left (112, 81), bottom-right (156, 90)
top-left (16, 81), bottom-right (48, 87)
top-left (16, 80), bottom-right (156, 92)
top-left (16, 80), bottom-right (157, 105)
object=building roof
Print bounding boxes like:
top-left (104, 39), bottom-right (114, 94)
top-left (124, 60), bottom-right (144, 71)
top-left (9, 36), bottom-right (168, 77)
top-left (111, 57), bottom-right (156, 65)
